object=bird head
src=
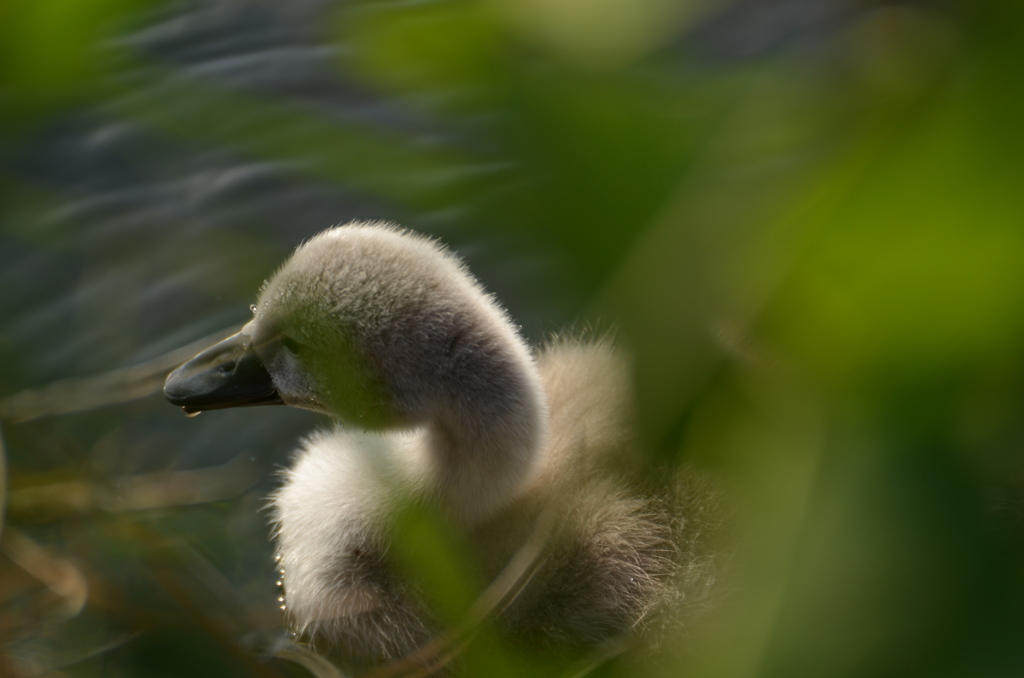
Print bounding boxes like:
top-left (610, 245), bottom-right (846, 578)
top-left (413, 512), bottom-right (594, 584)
top-left (164, 223), bottom-right (537, 435)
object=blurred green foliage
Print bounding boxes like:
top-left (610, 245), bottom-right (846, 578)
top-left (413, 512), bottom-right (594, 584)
top-left (3, 0), bottom-right (1024, 676)
top-left (0, 0), bottom-right (147, 127)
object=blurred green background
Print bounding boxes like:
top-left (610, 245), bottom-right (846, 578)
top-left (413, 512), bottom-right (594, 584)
top-left (2, 0), bottom-right (1024, 675)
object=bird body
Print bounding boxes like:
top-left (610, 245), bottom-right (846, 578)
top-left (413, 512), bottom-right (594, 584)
top-left (164, 223), bottom-right (718, 670)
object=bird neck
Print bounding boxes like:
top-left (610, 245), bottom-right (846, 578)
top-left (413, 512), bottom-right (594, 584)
top-left (418, 364), bottom-right (548, 525)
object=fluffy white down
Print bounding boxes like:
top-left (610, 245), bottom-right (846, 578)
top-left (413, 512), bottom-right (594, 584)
top-left (245, 223), bottom-right (723, 667)
top-left (271, 428), bottom-right (421, 636)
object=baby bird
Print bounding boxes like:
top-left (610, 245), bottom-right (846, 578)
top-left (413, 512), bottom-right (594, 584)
top-left (164, 223), bottom-right (718, 671)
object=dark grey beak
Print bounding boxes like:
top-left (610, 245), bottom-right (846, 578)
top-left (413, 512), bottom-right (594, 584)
top-left (164, 332), bottom-right (283, 415)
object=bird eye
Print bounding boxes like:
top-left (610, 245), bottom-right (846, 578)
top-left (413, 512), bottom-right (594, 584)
top-left (281, 336), bottom-right (303, 356)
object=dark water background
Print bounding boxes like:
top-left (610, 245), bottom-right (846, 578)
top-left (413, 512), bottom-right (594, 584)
top-left (3, 0), bottom-right (1024, 676)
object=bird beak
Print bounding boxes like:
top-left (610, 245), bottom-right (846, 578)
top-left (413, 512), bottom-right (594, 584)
top-left (164, 331), bottom-right (283, 415)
